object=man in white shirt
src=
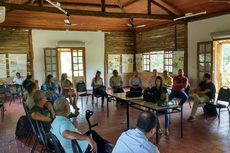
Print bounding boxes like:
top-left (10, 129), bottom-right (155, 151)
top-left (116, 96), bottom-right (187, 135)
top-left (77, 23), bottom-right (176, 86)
top-left (12, 72), bottom-right (24, 96)
top-left (129, 70), bottom-right (142, 94)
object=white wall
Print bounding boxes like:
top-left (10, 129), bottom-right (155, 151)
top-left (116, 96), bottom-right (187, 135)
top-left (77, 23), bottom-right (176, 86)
top-left (32, 30), bottom-right (105, 90)
top-left (188, 14), bottom-right (230, 88)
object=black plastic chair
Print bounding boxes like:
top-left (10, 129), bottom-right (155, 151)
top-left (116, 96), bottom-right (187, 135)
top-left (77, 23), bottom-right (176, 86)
top-left (35, 120), bottom-right (55, 153)
top-left (72, 139), bottom-right (83, 153)
top-left (92, 87), bottom-right (102, 104)
top-left (213, 86), bottom-right (230, 124)
top-left (76, 82), bottom-right (92, 105)
top-left (0, 100), bottom-right (4, 122)
top-left (3, 82), bottom-right (21, 106)
top-left (48, 132), bottom-right (65, 153)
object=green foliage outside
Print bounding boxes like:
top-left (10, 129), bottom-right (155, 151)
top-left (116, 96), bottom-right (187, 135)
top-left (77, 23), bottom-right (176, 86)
top-left (222, 44), bottom-right (230, 86)
top-left (150, 51), bottom-right (164, 72)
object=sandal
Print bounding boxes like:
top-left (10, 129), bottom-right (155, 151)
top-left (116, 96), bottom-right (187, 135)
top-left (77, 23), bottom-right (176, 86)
top-left (158, 129), bottom-right (163, 135)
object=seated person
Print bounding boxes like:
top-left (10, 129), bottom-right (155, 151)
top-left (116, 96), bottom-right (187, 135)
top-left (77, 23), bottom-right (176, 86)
top-left (44, 74), bottom-right (65, 101)
top-left (112, 111), bottom-right (160, 153)
top-left (25, 75), bottom-right (39, 89)
top-left (91, 70), bottom-right (111, 106)
top-left (22, 80), bottom-right (33, 101)
top-left (162, 70), bottom-right (173, 94)
top-left (150, 76), bottom-right (169, 135)
top-left (187, 73), bottom-right (216, 121)
top-left (29, 90), bottom-right (55, 133)
top-left (61, 73), bottom-right (79, 110)
top-left (51, 98), bottom-right (114, 153)
top-left (12, 72), bottom-right (24, 95)
top-left (25, 82), bottom-right (37, 109)
top-left (109, 70), bottom-right (124, 93)
top-left (144, 69), bottom-right (158, 94)
top-left (129, 70), bottom-right (142, 94)
top-left (169, 69), bottom-right (188, 106)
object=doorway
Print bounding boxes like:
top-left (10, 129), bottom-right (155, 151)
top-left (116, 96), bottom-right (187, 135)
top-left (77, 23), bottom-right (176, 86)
top-left (58, 47), bottom-right (86, 87)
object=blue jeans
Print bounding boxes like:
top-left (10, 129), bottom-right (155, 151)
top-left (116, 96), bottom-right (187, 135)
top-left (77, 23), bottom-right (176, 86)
top-left (157, 110), bottom-right (170, 129)
top-left (48, 92), bottom-right (65, 101)
top-left (95, 88), bottom-right (108, 103)
top-left (169, 91), bottom-right (188, 105)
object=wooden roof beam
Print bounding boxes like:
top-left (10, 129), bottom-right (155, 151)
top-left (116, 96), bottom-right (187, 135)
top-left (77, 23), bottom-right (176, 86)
top-left (101, 0), bottom-right (105, 12)
top-left (151, 0), bottom-right (181, 16)
top-left (0, 2), bottom-right (177, 20)
top-left (32, 1), bottom-right (121, 10)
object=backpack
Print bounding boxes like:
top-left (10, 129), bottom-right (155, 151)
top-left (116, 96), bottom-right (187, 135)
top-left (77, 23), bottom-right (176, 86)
top-left (126, 91), bottom-right (142, 97)
top-left (15, 116), bottom-right (31, 137)
top-left (203, 102), bottom-right (217, 116)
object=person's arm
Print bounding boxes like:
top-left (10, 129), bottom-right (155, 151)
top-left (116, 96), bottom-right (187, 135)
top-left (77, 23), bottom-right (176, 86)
top-left (165, 93), bottom-right (169, 102)
top-left (148, 77), bottom-right (152, 88)
top-left (129, 78), bottom-right (132, 87)
top-left (62, 130), bottom-right (97, 152)
top-left (12, 77), bottom-right (16, 83)
top-left (61, 81), bottom-right (69, 89)
top-left (31, 112), bottom-right (52, 122)
top-left (139, 77), bottom-right (142, 87)
top-left (196, 89), bottom-right (211, 95)
top-left (109, 77), bottom-right (114, 88)
top-left (45, 102), bottom-right (55, 118)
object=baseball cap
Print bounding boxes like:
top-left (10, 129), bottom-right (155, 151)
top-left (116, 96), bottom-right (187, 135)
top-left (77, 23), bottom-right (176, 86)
top-left (33, 90), bottom-right (50, 102)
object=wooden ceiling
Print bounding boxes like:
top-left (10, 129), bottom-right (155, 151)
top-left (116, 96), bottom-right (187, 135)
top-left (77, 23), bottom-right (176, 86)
top-left (0, 0), bottom-right (230, 31)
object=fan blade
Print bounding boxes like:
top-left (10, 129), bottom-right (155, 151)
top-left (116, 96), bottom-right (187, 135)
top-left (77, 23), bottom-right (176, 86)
top-left (64, 19), bottom-right (70, 24)
top-left (135, 25), bottom-right (146, 28)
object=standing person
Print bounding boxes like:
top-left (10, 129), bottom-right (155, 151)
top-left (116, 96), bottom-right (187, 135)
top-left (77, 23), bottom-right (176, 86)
top-left (169, 69), bottom-right (189, 106)
top-left (44, 74), bottom-right (65, 101)
top-left (112, 111), bottom-right (160, 153)
top-left (91, 70), bottom-right (111, 107)
top-left (144, 69), bottom-right (158, 94)
top-left (129, 70), bottom-right (142, 94)
top-left (187, 73), bottom-right (216, 121)
top-left (162, 70), bottom-right (173, 94)
top-left (150, 76), bottom-right (169, 135)
top-left (109, 70), bottom-right (124, 93)
top-left (12, 72), bottom-right (24, 94)
top-left (61, 73), bottom-right (79, 110)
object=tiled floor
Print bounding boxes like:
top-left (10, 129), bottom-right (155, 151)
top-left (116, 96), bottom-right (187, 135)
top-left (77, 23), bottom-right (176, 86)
top-left (1, 91), bottom-right (230, 153)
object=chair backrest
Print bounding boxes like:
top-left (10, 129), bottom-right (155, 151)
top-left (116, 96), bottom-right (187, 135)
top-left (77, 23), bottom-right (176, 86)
top-left (216, 86), bottom-right (230, 103)
top-left (2, 82), bottom-right (11, 94)
top-left (47, 132), bottom-right (65, 153)
top-left (185, 84), bottom-right (190, 95)
top-left (27, 111), bottom-right (40, 139)
top-left (71, 139), bottom-right (83, 153)
top-left (76, 82), bottom-right (87, 93)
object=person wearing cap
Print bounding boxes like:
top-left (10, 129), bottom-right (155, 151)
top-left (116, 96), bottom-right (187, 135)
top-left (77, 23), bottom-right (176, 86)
top-left (29, 90), bottom-right (55, 133)
top-left (162, 70), bottom-right (173, 94)
top-left (51, 98), bottom-right (114, 153)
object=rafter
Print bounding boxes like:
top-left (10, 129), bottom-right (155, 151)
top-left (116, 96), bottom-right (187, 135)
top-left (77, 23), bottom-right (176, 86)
top-left (0, 2), bottom-right (177, 20)
top-left (151, 0), bottom-right (181, 16)
top-left (123, 0), bottom-right (141, 8)
top-left (32, 1), bottom-right (121, 10)
top-left (148, 0), bottom-right (151, 15)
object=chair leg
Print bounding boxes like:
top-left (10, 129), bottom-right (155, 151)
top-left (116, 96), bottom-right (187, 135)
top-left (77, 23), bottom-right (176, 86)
top-left (86, 96), bottom-right (89, 104)
top-left (218, 108), bottom-right (220, 124)
top-left (9, 96), bottom-right (13, 106)
top-left (31, 137), bottom-right (39, 153)
top-left (188, 99), bottom-right (191, 108)
top-left (81, 97), bottom-right (83, 108)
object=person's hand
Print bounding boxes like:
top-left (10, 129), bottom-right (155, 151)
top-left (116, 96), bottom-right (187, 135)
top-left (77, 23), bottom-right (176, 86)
top-left (189, 90), bottom-right (195, 94)
top-left (54, 87), bottom-right (57, 91)
top-left (87, 138), bottom-right (97, 152)
top-left (53, 94), bottom-right (57, 97)
top-left (147, 92), bottom-right (151, 94)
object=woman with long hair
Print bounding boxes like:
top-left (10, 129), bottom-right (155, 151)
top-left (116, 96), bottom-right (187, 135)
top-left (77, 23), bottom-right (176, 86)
top-left (44, 74), bottom-right (65, 101)
top-left (91, 70), bottom-right (111, 106)
top-left (61, 73), bottom-right (79, 110)
top-left (150, 76), bottom-right (170, 135)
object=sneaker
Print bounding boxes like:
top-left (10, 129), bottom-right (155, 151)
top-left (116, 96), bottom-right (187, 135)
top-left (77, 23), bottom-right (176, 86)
top-left (187, 116), bottom-right (195, 121)
top-left (165, 129), bottom-right (169, 135)
top-left (104, 143), bottom-right (114, 153)
top-left (158, 129), bottom-right (163, 135)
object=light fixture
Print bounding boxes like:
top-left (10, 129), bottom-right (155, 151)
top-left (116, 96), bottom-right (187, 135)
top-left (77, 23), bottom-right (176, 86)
top-left (173, 11), bottom-right (207, 21)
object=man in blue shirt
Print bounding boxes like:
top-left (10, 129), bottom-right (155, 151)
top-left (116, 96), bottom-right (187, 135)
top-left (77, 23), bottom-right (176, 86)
top-left (112, 111), bottom-right (160, 153)
top-left (51, 98), bottom-right (114, 153)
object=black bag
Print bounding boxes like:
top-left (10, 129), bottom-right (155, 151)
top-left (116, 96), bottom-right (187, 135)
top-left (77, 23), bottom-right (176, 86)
top-left (203, 102), bottom-right (217, 116)
top-left (126, 91), bottom-right (142, 97)
top-left (15, 116), bottom-right (31, 137)
top-left (143, 93), bottom-right (157, 103)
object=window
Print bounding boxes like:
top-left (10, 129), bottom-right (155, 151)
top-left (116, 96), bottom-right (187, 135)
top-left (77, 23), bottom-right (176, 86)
top-left (221, 44), bottom-right (230, 86)
top-left (143, 51), bottom-right (173, 72)
top-left (143, 52), bottom-right (150, 71)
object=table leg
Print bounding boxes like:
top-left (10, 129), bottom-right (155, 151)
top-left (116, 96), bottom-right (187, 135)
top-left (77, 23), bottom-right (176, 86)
top-left (181, 106), bottom-right (183, 138)
top-left (156, 111), bottom-right (158, 144)
top-left (107, 100), bottom-right (109, 117)
top-left (126, 101), bottom-right (129, 129)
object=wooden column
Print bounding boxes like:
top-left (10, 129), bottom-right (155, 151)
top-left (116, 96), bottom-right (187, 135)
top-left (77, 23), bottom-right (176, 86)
top-left (148, 0), bottom-right (151, 14)
top-left (101, 0), bottom-right (106, 12)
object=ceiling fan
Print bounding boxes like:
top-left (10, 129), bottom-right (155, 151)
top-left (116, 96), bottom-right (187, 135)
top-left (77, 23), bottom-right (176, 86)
top-left (64, 15), bottom-right (83, 26)
top-left (127, 19), bottom-right (146, 30)
top-left (209, 0), bottom-right (230, 3)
